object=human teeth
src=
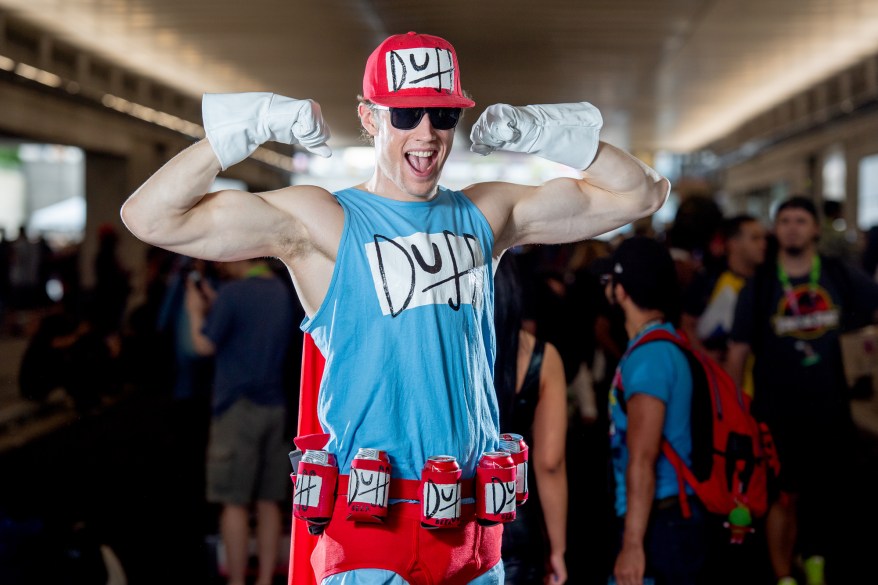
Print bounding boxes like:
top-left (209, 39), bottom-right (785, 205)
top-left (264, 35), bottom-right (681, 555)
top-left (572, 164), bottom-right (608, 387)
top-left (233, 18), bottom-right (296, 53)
top-left (408, 151), bottom-right (433, 157)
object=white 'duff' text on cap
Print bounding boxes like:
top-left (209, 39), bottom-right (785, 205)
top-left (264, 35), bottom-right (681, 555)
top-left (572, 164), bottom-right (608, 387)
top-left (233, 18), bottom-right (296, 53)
top-left (386, 48), bottom-right (456, 94)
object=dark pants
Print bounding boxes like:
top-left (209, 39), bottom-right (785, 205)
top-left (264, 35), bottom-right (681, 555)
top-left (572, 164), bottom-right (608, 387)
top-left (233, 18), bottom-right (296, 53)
top-left (501, 503), bottom-right (547, 584)
top-left (612, 499), bottom-right (708, 585)
top-left (765, 406), bottom-right (859, 560)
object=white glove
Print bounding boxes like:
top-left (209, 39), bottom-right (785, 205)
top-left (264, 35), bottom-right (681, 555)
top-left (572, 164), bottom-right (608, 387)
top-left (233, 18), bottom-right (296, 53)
top-left (202, 92), bottom-right (332, 170)
top-left (469, 102), bottom-right (603, 170)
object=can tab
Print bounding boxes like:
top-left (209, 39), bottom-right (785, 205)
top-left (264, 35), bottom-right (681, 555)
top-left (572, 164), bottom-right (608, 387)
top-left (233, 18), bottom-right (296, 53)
top-left (288, 449), bottom-right (303, 475)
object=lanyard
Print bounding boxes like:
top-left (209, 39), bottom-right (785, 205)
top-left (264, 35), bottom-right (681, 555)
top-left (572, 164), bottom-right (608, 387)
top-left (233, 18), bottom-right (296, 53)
top-left (245, 264), bottom-right (272, 278)
top-left (776, 255), bottom-right (821, 316)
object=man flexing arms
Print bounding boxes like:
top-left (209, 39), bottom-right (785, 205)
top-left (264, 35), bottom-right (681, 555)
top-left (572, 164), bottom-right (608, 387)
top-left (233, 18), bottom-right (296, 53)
top-left (122, 31), bottom-right (669, 585)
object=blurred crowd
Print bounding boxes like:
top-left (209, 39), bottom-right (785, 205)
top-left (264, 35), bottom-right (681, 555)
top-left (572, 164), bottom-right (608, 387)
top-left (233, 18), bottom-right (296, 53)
top-left (1, 191), bottom-right (877, 585)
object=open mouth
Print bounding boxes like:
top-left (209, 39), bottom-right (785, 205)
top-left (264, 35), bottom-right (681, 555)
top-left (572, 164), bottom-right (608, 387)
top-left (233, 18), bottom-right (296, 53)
top-left (405, 150), bottom-right (437, 177)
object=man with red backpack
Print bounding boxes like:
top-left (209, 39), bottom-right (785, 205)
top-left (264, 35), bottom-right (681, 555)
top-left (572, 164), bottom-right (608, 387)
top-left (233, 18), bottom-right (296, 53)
top-left (605, 236), bottom-right (778, 585)
top-left (604, 236), bottom-right (708, 585)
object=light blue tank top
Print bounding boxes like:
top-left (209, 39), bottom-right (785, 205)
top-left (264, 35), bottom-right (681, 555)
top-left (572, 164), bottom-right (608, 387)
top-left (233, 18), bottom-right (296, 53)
top-left (301, 186), bottom-right (499, 481)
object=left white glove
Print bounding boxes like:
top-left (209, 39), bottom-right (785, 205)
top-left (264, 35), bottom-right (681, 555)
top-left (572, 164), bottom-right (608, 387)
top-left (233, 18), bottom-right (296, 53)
top-left (202, 92), bottom-right (332, 170)
top-left (469, 102), bottom-right (603, 170)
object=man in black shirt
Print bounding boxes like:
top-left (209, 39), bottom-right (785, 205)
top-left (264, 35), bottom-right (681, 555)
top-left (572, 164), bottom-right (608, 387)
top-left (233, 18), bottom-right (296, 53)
top-left (727, 196), bottom-right (878, 585)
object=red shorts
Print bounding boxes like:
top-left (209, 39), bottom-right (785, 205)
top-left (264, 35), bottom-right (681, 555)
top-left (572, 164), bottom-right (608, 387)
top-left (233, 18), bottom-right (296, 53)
top-left (310, 481), bottom-right (502, 585)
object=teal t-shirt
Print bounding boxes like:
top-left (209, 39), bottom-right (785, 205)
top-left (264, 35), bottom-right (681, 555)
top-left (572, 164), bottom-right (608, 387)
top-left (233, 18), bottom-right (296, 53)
top-left (609, 322), bottom-right (694, 516)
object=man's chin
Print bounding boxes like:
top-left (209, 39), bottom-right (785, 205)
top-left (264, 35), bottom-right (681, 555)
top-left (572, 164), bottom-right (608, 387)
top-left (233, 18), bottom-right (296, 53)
top-left (405, 178), bottom-right (440, 199)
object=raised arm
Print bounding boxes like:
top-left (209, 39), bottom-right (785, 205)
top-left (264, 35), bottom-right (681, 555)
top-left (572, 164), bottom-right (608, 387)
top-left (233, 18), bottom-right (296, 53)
top-left (123, 140), bottom-right (299, 261)
top-left (120, 93), bottom-right (334, 262)
top-left (466, 102), bottom-right (669, 254)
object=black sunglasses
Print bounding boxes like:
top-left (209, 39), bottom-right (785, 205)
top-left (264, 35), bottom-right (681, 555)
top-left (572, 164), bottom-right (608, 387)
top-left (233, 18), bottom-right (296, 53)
top-left (373, 106), bottom-right (462, 131)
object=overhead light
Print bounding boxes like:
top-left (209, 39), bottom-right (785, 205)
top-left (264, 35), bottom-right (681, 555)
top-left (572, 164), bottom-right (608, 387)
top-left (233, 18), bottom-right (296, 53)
top-left (100, 93), bottom-right (205, 138)
top-left (251, 147), bottom-right (294, 172)
top-left (13, 62), bottom-right (62, 88)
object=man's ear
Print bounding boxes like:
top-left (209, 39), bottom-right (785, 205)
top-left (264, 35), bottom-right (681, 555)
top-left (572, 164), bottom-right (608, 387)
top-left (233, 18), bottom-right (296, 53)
top-left (358, 104), bottom-right (379, 137)
top-left (613, 282), bottom-right (628, 305)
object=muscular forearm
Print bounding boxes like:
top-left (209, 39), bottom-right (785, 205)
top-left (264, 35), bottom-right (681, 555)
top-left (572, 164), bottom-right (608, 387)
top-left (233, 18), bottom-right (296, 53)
top-left (121, 139), bottom-right (221, 247)
top-left (580, 142), bottom-right (669, 216)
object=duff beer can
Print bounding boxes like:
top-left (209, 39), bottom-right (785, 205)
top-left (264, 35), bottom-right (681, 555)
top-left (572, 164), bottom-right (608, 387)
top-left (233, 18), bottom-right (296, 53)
top-left (500, 433), bottom-right (529, 505)
top-left (476, 451), bottom-right (516, 526)
top-left (347, 448), bottom-right (391, 523)
top-left (293, 449), bottom-right (338, 530)
top-left (419, 455), bottom-right (462, 529)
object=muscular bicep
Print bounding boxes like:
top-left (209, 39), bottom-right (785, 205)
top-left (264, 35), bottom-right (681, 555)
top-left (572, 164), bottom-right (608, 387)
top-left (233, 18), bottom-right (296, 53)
top-left (136, 185), bottom-right (337, 263)
top-left (510, 176), bottom-right (663, 247)
top-left (121, 139), bottom-right (342, 265)
top-left (466, 149), bottom-right (668, 254)
top-left (163, 189), bottom-right (290, 260)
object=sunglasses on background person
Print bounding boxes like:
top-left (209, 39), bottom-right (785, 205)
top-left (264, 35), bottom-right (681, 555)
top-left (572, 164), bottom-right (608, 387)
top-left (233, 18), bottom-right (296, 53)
top-left (371, 105), bottom-right (462, 130)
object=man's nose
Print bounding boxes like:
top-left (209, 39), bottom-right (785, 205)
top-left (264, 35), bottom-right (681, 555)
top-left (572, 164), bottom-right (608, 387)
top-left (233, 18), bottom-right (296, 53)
top-left (411, 112), bottom-right (436, 136)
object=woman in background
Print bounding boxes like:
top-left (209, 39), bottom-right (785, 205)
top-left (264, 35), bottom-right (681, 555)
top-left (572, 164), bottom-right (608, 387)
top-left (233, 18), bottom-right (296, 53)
top-left (495, 253), bottom-right (569, 584)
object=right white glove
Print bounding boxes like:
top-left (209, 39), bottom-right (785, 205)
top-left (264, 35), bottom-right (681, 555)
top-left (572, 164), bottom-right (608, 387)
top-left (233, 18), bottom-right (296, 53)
top-left (469, 102), bottom-right (602, 170)
top-left (202, 92), bottom-right (332, 170)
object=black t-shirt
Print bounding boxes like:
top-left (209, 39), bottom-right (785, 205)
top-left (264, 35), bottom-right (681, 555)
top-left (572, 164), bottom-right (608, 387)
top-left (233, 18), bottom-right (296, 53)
top-left (730, 257), bottom-right (878, 419)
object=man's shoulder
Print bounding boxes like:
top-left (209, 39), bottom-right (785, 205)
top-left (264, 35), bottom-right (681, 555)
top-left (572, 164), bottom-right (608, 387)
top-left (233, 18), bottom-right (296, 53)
top-left (622, 337), bottom-right (688, 396)
top-left (627, 334), bottom-right (689, 366)
top-left (459, 181), bottom-right (534, 230)
top-left (461, 180), bottom-right (534, 198)
top-left (262, 184), bottom-right (340, 215)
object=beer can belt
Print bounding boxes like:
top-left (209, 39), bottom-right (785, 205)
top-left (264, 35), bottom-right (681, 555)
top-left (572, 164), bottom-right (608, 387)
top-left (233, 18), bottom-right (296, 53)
top-left (327, 491), bottom-right (481, 522)
top-left (337, 475), bottom-right (475, 501)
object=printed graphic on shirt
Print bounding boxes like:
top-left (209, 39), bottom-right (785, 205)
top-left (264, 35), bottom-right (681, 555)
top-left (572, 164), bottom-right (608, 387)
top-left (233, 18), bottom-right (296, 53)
top-left (366, 230), bottom-right (486, 317)
top-left (608, 380), bottom-right (620, 436)
top-left (386, 48), bottom-right (456, 94)
top-left (696, 271), bottom-right (745, 344)
top-left (772, 284), bottom-right (840, 340)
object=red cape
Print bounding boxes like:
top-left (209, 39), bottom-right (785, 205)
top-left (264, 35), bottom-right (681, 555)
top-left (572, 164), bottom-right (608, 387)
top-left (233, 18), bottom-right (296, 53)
top-left (288, 334), bottom-right (325, 585)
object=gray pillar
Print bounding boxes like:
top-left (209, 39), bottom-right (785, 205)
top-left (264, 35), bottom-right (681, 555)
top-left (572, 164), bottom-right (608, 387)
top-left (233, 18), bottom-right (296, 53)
top-left (81, 151), bottom-right (129, 292)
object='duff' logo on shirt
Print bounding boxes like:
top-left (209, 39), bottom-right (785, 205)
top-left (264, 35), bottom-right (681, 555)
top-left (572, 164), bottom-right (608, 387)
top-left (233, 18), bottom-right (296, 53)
top-left (365, 230), bottom-right (486, 317)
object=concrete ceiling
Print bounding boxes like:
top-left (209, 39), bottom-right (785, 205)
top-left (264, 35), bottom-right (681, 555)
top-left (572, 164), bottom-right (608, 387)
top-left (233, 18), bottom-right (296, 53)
top-left (1, 0), bottom-right (878, 154)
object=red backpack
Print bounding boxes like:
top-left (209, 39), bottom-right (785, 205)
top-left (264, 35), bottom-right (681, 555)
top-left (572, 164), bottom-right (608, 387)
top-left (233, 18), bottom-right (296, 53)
top-left (620, 327), bottom-right (780, 530)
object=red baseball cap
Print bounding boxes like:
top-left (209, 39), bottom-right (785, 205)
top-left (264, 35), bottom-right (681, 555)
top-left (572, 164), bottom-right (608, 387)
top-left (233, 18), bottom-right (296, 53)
top-left (363, 32), bottom-right (475, 109)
